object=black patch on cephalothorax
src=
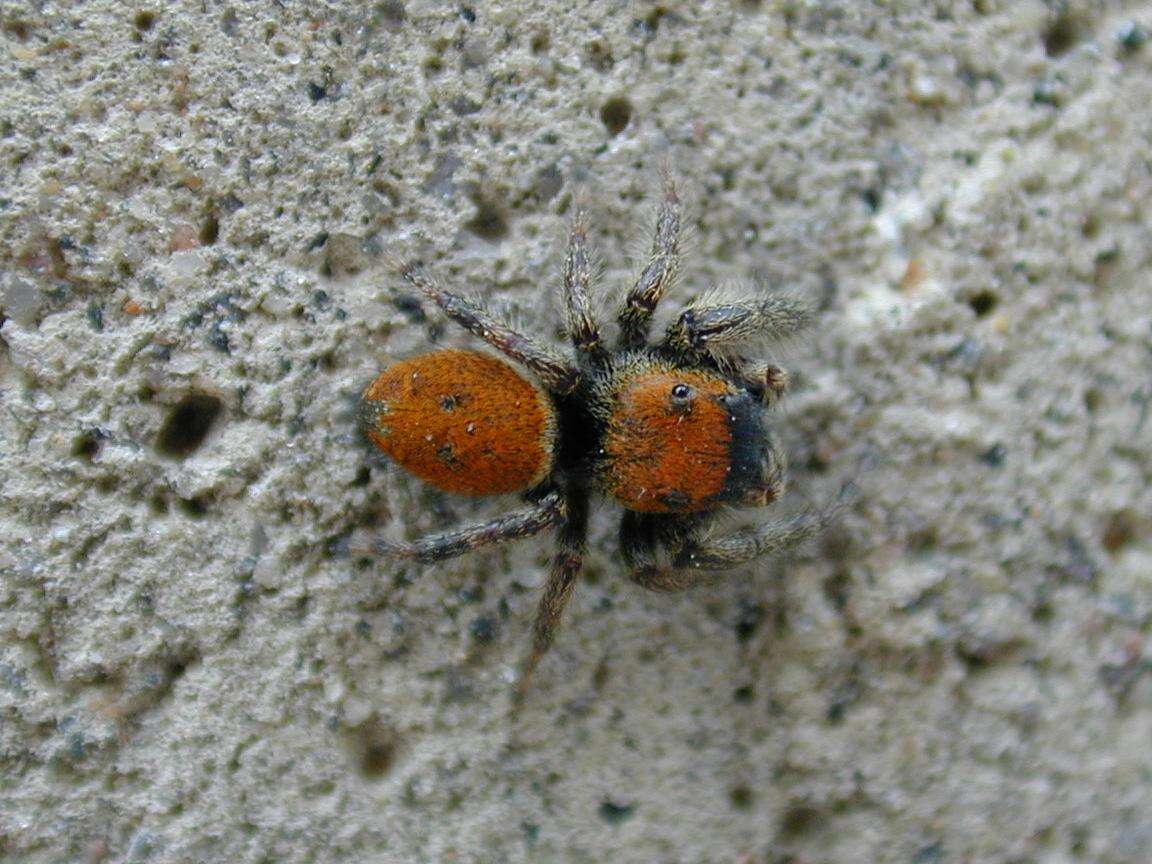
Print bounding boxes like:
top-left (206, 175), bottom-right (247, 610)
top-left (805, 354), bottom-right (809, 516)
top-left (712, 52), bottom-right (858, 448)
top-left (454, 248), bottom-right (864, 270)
top-left (720, 388), bottom-right (768, 503)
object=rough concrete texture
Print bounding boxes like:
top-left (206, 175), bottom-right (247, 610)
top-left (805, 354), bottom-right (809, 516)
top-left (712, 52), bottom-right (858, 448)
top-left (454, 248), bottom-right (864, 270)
top-left (2, 1), bottom-right (1151, 862)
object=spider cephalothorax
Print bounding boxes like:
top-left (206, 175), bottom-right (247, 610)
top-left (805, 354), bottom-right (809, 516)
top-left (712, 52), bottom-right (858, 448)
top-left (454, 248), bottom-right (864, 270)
top-left (588, 355), bottom-right (786, 513)
top-left (361, 178), bottom-right (832, 692)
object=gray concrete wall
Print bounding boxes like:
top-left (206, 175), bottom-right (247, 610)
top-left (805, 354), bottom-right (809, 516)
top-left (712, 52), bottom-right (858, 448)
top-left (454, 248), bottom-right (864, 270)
top-left (2, 1), bottom-right (1150, 862)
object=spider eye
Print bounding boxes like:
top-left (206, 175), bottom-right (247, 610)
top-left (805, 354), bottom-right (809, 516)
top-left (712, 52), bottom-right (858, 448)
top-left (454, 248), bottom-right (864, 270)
top-left (671, 383), bottom-right (693, 400)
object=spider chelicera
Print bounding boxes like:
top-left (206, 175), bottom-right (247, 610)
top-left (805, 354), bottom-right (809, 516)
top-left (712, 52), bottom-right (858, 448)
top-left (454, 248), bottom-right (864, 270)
top-left (360, 178), bottom-right (836, 691)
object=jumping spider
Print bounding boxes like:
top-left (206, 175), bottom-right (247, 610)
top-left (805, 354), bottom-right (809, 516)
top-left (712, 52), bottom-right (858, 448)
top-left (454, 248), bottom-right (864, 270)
top-left (361, 178), bottom-right (836, 691)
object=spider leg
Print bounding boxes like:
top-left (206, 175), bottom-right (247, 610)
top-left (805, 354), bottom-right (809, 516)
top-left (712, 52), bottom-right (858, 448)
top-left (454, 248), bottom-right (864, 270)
top-left (391, 260), bottom-right (579, 395)
top-left (617, 174), bottom-right (682, 350)
top-left (516, 488), bottom-right (590, 697)
top-left (620, 511), bottom-right (724, 592)
top-left (671, 509), bottom-right (829, 571)
top-left (563, 206), bottom-right (608, 363)
top-left (663, 293), bottom-right (813, 358)
top-left (732, 359), bottom-right (791, 406)
top-left (621, 504), bottom-right (838, 591)
top-left (375, 490), bottom-right (565, 563)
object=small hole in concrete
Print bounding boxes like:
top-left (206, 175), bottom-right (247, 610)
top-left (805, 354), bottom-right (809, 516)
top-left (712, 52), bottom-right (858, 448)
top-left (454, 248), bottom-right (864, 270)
top-left (644, 7), bottom-right (667, 32)
top-left (1031, 599), bottom-right (1054, 624)
top-left (729, 784), bottom-right (755, 810)
top-left (600, 96), bottom-right (633, 136)
top-left (359, 740), bottom-right (395, 778)
top-left (908, 525), bottom-right (938, 554)
top-left (967, 289), bottom-right (998, 318)
top-left (1070, 826), bottom-right (1090, 855)
top-left (391, 292), bottom-right (427, 322)
top-left (156, 394), bottom-right (223, 458)
top-left (469, 616), bottom-right (496, 643)
top-left (1102, 511), bottom-right (1135, 554)
top-left (465, 197), bottom-right (509, 240)
top-left (585, 39), bottom-right (614, 72)
top-left (597, 799), bottom-right (635, 824)
top-left (376, 1), bottom-right (406, 31)
top-left (979, 443), bottom-right (1006, 468)
top-left (1083, 387), bottom-right (1102, 414)
top-left (199, 213), bottom-right (220, 246)
top-left (956, 644), bottom-right (993, 673)
top-left (779, 804), bottom-right (822, 838)
top-left (178, 496), bottom-right (209, 518)
top-left (1046, 11), bottom-right (1078, 57)
top-left (72, 430), bottom-right (103, 460)
top-left (1117, 22), bottom-right (1148, 53)
top-left (1043, 10), bottom-right (1082, 57)
top-left (3, 19), bottom-right (31, 40)
top-left (530, 30), bottom-right (550, 54)
top-left (347, 722), bottom-right (401, 780)
top-left (531, 163), bottom-right (563, 204)
top-left (733, 599), bottom-right (765, 642)
top-left (167, 652), bottom-right (196, 680)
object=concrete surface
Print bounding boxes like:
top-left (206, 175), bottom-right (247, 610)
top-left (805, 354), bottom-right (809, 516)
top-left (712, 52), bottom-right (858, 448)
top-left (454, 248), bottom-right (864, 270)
top-left (2, 1), bottom-right (1151, 862)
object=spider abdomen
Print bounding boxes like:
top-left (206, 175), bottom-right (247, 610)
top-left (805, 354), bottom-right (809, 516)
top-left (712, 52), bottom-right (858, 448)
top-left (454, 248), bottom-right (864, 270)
top-left (360, 349), bottom-right (557, 496)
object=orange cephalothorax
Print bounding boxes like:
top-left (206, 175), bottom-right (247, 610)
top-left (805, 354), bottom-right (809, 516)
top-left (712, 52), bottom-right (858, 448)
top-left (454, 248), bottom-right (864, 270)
top-left (601, 368), bottom-right (739, 513)
top-left (360, 349), bottom-right (557, 496)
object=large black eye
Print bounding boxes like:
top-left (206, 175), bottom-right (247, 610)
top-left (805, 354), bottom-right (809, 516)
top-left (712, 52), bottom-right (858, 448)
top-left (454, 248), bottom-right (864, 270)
top-left (671, 383), bottom-right (693, 401)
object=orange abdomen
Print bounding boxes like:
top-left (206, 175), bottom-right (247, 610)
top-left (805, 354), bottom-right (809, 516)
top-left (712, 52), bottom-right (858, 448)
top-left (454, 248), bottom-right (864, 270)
top-left (602, 370), bottom-right (734, 513)
top-left (360, 349), bottom-right (557, 496)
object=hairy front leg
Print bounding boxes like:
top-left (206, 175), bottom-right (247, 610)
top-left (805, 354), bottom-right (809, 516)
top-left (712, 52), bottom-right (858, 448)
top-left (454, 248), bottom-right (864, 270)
top-left (663, 293), bottom-right (813, 357)
top-left (622, 500), bottom-right (844, 590)
top-left (672, 509), bottom-right (829, 571)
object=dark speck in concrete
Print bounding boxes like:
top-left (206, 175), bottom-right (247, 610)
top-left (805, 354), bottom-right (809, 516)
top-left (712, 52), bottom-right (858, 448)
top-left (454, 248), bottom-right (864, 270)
top-left (598, 799), bottom-right (635, 824)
